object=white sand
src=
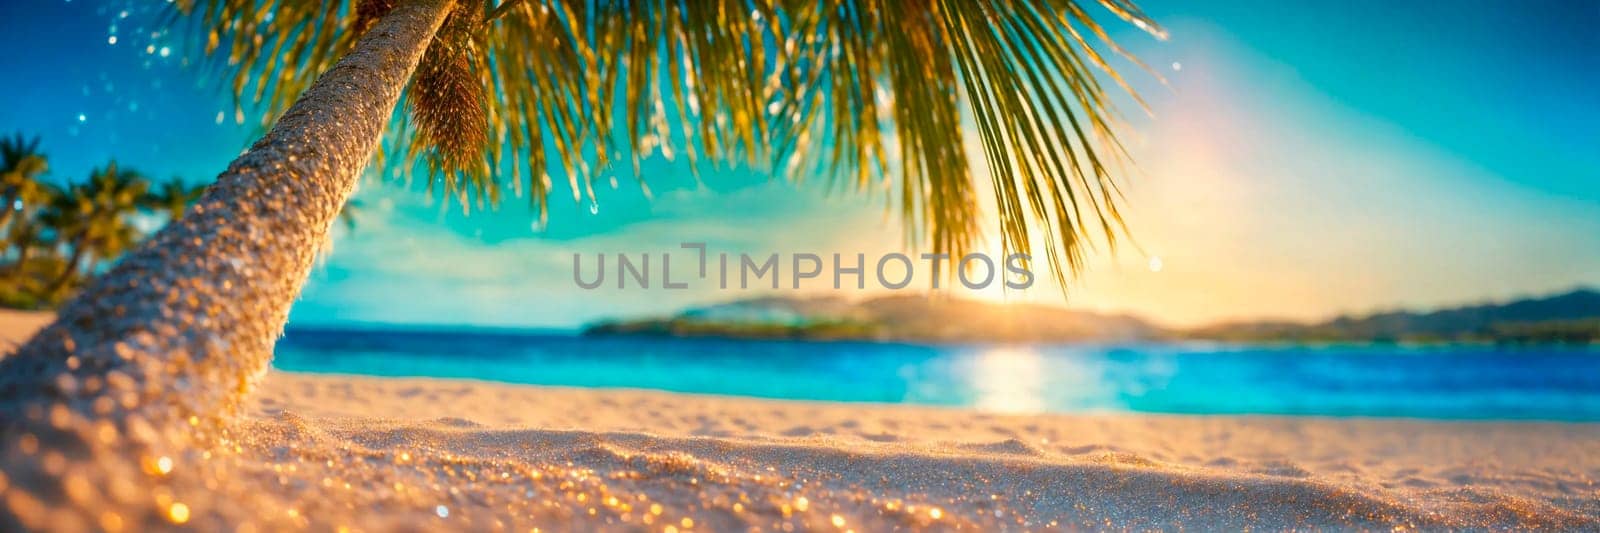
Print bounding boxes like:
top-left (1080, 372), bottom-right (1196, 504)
top-left (3, 314), bottom-right (1598, 530)
top-left (228, 373), bottom-right (1599, 530)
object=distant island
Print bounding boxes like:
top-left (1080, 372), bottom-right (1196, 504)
top-left (1190, 288), bottom-right (1600, 344)
top-left (584, 288), bottom-right (1600, 344)
top-left (585, 294), bottom-right (1162, 342)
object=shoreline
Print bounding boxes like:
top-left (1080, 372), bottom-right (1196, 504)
top-left (274, 369), bottom-right (1600, 424)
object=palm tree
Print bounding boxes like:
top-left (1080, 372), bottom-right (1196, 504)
top-left (2, 182), bottom-right (60, 281)
top-left (0, 2), bottom-right (1163, 519)
top-left (0, 133), bottom-right (49, 230)
top-left (142, 177), bottom-right (208, 221)
top-left (38, 163), bottom-right (148, 296)
top-left (1, 135), bottom-right (54, 282)
top-left (33, 189), bottom-right (88, 292)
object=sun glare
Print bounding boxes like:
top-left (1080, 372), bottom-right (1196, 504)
top-left (971, 347), bottom-right (1047, 414)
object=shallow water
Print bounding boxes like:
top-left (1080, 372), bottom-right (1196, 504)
top-left (272, 328), bottom-right (1600, 421)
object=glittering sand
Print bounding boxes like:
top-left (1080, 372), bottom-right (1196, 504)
top-left (234, 374), bottom-right (1600, 531)
top-left (4, 317), bottom-right (1599, 531)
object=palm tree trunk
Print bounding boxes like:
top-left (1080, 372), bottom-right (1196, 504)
top-left (8, 244), bottom-right (30, 278)
top-left (0, 0), bottom-right (452, 440)
top-left (0, 2), bottom-right (452, 528)
top-left (0, 198), bottom-right (15, 231)
top-left (43, 239), bottom-right (88, 294)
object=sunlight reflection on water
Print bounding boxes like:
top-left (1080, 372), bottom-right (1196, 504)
top-left (966, 346), bottom-right (1120, 414)
top-left (971, 347), bottom-right (1047, 414)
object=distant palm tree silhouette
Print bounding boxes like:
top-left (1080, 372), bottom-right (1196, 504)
top-left (39, 163), bottom-right (148, 295)
top-left (0, 133), bottom-right (49, 230)
top-left (1, 133), bottom-right (53, 287)
top-left (143, 177), bottom-right (208, 222)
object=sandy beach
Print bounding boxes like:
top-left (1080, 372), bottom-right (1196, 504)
top-left (0, 310), bottom-right (53, 352)
top-left (4, 315), bottom-right (1600, 530)
top-left (238, 373), bottom-right (1600, 530)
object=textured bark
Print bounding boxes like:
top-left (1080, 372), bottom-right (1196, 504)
top-left (0, 0), bottom-right (451, 528)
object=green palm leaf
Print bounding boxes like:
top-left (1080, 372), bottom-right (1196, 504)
top-left (171, 0), bottom-right (1163, 284)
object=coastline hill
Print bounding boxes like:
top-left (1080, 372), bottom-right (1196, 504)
top-left (585, 289), bottom-right (1600, 344)
top-left (1189, 288), bottom-right (1600, 343)
top-left (583, 294), bottom-right (1163, 342)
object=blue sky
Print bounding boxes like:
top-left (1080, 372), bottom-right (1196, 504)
top-left (2, 0), bottom-right (1597, 328)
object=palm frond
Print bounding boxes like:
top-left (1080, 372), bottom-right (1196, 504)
top-left (171, 0), bottom-right (1163, 283)
top-left (1, 133), bottom-right (48, 181)
top-left (406, 3), bottom-right (493, 209)
top-left (582, 0), bottom-right (1164, 284)
top-left (171, 0), bottom-right (362, 128)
